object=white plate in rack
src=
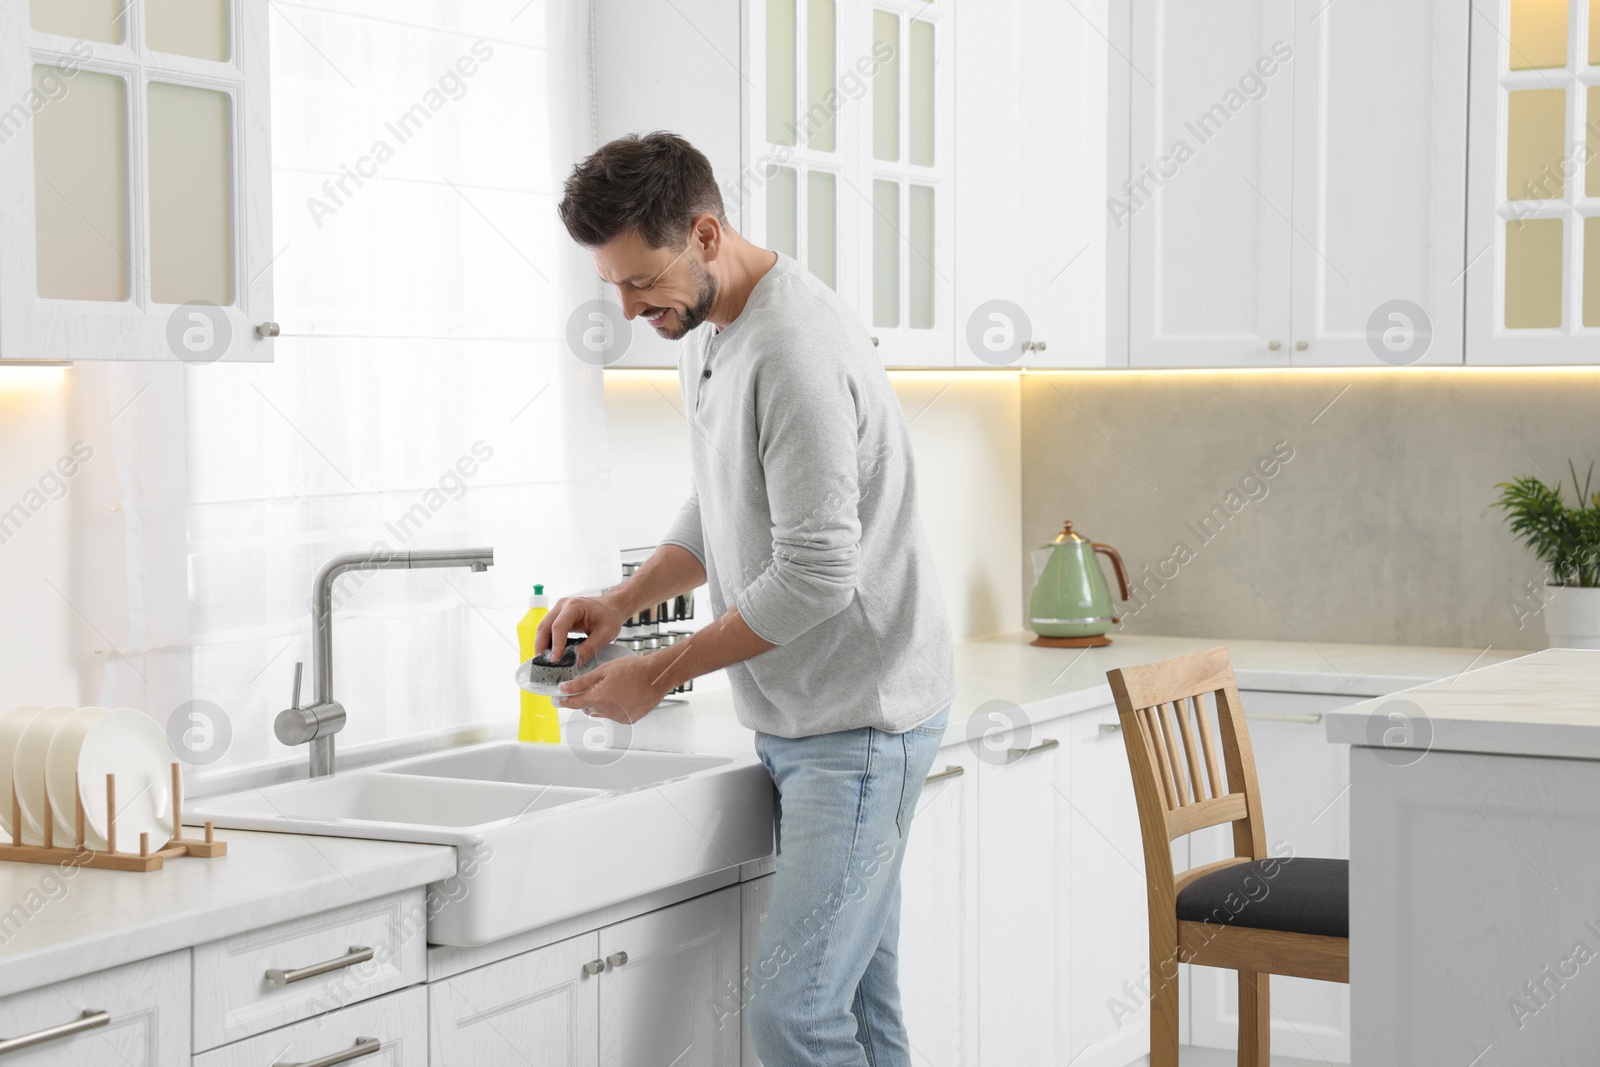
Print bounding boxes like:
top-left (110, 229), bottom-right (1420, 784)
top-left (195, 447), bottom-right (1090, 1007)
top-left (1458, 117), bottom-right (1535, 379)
top-left (51, 708), bottom-right (173, 852)
top-left (0, 704), bottom-right (45, 838)
top-left (12, 705), bottom-right (77, 845)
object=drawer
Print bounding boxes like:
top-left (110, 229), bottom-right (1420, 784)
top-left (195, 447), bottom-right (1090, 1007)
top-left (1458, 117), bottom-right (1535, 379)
top-left (193, 888), bottom-right (426, 1051)
top-left (192, 984), bottom-right (425, 1067)
top-left (0, 950), bottom-right (188, 1066)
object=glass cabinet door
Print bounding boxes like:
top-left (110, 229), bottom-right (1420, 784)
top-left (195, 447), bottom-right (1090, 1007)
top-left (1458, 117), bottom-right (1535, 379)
top-left (1467, 0), bottom-right (1600, 361)
top-left (0, 0), bottom-right (274, 361)
top-left (754, 0), bottom-right (850, 299)
top-left (864, 1), bottom-right (951, 365)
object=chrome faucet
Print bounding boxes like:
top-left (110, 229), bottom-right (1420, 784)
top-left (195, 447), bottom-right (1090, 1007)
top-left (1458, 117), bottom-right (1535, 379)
top-left (276, 547), bottom-right (495, 777)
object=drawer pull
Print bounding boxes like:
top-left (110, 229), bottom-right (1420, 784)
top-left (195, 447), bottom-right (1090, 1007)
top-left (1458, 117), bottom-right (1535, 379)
top-left (1245, 712), bottom-right (1323, 725)
top-left (1006, 737), bottom-right (1060, 762)
top-left (924, 764), bottom-right (965, 785)
top-left (0, 1009), bottom-right (109, 1055)
top-left (1099, 723), bottom-right (1122, 734)
top-left (606, 950), bottom-right (629, 968)
top-left (274, 1036), bottom-right (380, 1067)
top-left (582, 958), bottom-right (606, 976)
top-left (265, 945), bottom-right (373, 987)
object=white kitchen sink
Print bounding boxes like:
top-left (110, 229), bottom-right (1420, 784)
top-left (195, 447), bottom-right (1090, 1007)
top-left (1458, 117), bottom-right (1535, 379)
top-left (191, 772), bottom-right (603, 836)
top-left (188, 740), bottom-right (774, 946)
top-left (382, 742), bottom-right (732, 791)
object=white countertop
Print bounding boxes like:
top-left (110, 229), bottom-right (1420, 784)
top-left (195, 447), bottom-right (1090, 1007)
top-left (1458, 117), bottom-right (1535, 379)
top-left (620, 631), bottom-right (1523, 755)
top-left (1326, 647), bottom-right (1600, 760)
top-left (0, 828), bottom-right (455, 999)
top-left (0, 631), bottom-right (1524, 999)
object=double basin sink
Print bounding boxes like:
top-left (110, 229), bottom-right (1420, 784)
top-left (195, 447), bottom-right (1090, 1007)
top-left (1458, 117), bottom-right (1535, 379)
top-left (189, 741), bottom-right (775, 946)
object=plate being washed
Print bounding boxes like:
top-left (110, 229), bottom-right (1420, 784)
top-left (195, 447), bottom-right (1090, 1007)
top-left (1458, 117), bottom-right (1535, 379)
top-left (515, 640), bottom-right (635, 698)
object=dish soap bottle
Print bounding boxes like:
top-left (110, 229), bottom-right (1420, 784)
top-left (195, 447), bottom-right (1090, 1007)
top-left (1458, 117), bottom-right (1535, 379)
top-left (516, 584), bottom-right (560, 743)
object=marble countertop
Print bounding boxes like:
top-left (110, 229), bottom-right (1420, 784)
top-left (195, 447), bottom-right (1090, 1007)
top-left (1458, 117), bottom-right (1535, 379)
top-left (0, 828), bottom-right (455, 998)
top-left (1325, 647), bottom-right (1600, 760)
top-left (616, 631), bottom-right (1523, 756)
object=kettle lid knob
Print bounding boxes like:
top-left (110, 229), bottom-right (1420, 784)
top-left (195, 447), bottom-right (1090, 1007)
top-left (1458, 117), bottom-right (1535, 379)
top-left (1051, 519), bottom-right (1087, 545)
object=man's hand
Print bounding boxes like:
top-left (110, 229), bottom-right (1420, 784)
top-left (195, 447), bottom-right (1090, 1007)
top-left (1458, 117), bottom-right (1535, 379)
top-left (535, 593), bottom-right (627, 666)
top-left (556, 653), bottom-right (673, 724)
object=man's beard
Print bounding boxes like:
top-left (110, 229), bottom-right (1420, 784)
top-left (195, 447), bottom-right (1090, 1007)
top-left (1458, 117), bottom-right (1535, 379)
top-left (654, 261), bottom-right (717, 340)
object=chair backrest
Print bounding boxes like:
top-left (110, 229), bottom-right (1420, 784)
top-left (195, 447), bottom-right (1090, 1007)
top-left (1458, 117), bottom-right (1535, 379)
top-left (1106, 646), bottom-right (1267, 892)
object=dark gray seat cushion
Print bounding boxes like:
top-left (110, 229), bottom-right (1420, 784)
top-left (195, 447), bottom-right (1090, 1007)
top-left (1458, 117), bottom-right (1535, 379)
top-left (1175, 857), bottom-right (1348, 939)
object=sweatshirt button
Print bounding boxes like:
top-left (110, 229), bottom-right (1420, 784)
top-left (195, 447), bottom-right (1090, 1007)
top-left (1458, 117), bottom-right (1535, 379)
top-left (702, 368), bottom-right (712, 379)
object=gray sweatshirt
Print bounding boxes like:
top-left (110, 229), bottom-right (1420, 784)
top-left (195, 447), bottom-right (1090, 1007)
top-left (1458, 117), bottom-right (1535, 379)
top-left (661, 253), bottom-right (955, 738)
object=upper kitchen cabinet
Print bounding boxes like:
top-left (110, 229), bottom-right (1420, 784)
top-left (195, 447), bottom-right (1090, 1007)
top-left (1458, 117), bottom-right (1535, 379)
top-left (0, 0), bottom-right (275, 362)
top-left (592, 0), bottom-right (742, 369)
top-left (953, 0), bottom-right (1119, 369)
top-left (1126, 0), bottom-right (1468, 368)
top-left (597, 0), bottom-right (954, 367)
top-left (1466, 0), bottom-right (1600, 363)
top-left (752, 0), bottom-right (955, 366)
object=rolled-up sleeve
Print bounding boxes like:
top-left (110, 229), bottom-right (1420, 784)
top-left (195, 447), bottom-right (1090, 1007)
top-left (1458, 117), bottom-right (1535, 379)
top-left (660, 489), bottom-right (706, 568)
top-left (734, 355), bottom-right (862, 645)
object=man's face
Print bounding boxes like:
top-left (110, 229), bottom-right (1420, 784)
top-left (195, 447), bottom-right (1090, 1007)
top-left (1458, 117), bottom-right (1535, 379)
top-left (593, 227), bottom-right (717, 340)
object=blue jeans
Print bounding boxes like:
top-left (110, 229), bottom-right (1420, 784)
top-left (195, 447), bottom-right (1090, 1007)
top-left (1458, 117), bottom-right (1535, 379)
top-left (748, 707), bottom-right (950, 1067)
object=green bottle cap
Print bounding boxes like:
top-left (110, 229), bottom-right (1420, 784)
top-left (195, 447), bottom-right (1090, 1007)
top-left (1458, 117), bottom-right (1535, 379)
top-left (533, 583), bottom-right (545, 595)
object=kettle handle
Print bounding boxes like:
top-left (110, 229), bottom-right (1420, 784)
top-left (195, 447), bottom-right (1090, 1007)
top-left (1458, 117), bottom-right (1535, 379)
top-left (1092, 543), bottom-right (1131, 601)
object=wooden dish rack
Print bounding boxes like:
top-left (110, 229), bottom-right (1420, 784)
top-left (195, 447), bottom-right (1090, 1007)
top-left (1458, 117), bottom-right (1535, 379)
top-left (2, 762), bottom-right (225, 872)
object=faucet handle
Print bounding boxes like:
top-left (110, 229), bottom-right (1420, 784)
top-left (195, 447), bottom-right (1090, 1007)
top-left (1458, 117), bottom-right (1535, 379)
top-left (291, 661), bottom-right (304, 710)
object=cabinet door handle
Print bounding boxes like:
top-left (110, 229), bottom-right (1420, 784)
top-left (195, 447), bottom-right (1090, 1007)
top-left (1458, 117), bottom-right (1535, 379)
top-left (606, 951), bottom-right (629, 968)
top-left (924, 764), bottom-right (965, 785)
top-left (1245, 712), bottom-right (1323, 725)
top-left (582, 958), bottom-right (606, 976)
top-left (265, 945), bottom-right (373, 987)
top-left (1006, 737), bottom-right (1060, 762)
top-left (256, 322), bottom-right (281, 338)
top-left (1294, 340), bottom-right (1308, 351)
top-left (1267, 340), bottom-right (1282, 351)
top-left (274, 1036), bottom-right (381, 1067)
top-left (1099, 722), bottom-right (1122, 734)
top-left (0, 1009), bottom-right (109, 1054)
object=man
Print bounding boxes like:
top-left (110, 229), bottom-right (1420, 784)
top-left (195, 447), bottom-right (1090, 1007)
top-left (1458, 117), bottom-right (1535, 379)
top-left (541, 131), bottom-right (955, 1067)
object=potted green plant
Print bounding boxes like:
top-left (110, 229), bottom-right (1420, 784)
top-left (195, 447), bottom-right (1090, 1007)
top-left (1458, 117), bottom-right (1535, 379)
top-left (1492, 460), bottom-right (1600, 649)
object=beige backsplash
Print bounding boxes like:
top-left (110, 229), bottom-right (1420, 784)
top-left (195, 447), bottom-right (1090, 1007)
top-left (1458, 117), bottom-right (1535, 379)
top-left (1021, 368), bottom-right (1600, 652)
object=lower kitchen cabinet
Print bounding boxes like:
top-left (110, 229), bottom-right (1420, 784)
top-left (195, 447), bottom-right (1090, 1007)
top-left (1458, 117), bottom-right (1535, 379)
top-left (194, 985), bottom-right (426, 1067)
top-left (1067, 704), bottom-right (1164, 1067)
top-left (0, 950), bottom-right (188, 1066)
top-left (976, 715), bottom-right (1070, 1066)
top-left (1188, 690), bottom-right (1354, 1063)
top-left (428, 931), bottom-right (601, 1066)
top-left (899, 745), bottom-right (980, 1067)
top-left (597, 883), bottom-right (742, 1067)
top-left (738, 875), bottom-right (773, 1066)
top-left (192, 888), bottom-right (426, 1051)
top-left (429, 885), bottom-right (742, 1066)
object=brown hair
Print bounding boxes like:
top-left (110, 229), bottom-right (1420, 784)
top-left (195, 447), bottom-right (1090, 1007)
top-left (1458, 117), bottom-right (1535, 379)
top-left (558, 131), bottom-right (726, 250)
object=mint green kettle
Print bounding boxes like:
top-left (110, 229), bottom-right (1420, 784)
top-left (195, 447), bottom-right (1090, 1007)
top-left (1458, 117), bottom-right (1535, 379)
top-left (1028, 520), bottom-right (1131, 644)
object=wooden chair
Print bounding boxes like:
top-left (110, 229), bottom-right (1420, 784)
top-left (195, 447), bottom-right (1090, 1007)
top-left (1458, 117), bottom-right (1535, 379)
top-left (1106, 647), bottom-right (1348, 1067)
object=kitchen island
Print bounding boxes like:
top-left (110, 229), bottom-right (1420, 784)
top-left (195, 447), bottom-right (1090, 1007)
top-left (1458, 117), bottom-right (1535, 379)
top-left (1326, 648), bottom-right (1600, 1065)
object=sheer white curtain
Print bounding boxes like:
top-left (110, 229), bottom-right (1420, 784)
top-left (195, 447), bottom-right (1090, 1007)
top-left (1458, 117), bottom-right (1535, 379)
top-left (85, 1), bottom-right (614, 783)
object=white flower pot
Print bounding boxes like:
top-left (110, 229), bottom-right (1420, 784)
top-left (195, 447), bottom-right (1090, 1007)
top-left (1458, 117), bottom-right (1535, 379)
top-left (1543, 584), bottom-right (1600, 650)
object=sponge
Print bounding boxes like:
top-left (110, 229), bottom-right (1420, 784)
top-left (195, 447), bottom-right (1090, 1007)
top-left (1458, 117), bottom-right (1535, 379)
top-left (522, 639), bottom-right (583, 687)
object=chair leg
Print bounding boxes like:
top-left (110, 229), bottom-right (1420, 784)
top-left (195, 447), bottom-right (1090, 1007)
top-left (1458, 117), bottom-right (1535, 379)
top-left (1237, 969), bottom-right (1270, 1067)
top-left (1149, 951), bottom-right (1181, 1067)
